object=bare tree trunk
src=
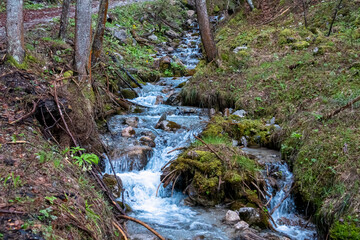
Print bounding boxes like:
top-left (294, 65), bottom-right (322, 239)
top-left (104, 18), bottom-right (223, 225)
top-left (75, 0), bottom-right (93, 113)
top-left (246, 0), bottom-right (254, 10)
top-left (91, 0), bottom-right (109, 65)
top-left (196, 0), bottom-right (217, 62)
top-left (6, 0), bottom-right (25, 64)
top-left (58, 0), bottom-right (71, 40)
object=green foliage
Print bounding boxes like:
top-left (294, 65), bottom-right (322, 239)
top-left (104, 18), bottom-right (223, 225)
top-left (330, 218), bottom-right (360, 240)
top-left (73, 152), bottom-right (99, 171)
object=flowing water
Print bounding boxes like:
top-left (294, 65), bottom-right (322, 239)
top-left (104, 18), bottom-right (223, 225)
top-left (103, 25), bottom-right (317, 239)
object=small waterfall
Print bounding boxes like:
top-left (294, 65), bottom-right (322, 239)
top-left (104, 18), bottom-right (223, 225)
top-left (103, 24), bottom-right (317, 239)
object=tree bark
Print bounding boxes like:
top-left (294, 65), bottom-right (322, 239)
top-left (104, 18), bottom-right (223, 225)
top-left (75, 0), bottom-right (94, 114)
top-left (91, 0), bottom-right (109, 65)
top-left (6, 0), bottom-right (25, 64)
top-left (58, 0), bottom-right (71, 40)
top-left (195, 0), bottom-right (217, 62)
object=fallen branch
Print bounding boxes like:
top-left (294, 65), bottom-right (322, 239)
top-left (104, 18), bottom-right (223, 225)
top-left (6, 141), bottom-right (29, 144)
top-left (156, 169), bottom-right (177, 196)
top-left (193, 134), bottom-right (225, 162)
top-left (270, 185), bottom-right (295, 215)
top-left (117, 215), bottom-right (165, 240)
top-left (9, 100), bottom-right (38, 125)
top-left (112, 220), bottom-right (128, 240)
top-left (0, 209), bottom-right (27, 215)
top-left (167, 147), bottom-right (186, 154)
top-left (113, 70), bottom-right (139, 97)
top-left (322, 95), bottom-right (360, 120)
top-left (265, 196), bottom-right (272, 207)
top-left (171, 174), bottom-right (181, 197)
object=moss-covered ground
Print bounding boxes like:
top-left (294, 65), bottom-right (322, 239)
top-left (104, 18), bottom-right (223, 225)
top-left (182, 0), bottom-right (360, 238)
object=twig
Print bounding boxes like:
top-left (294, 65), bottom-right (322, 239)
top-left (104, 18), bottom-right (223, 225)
top-left (0, 209), bottom-right (27, 215)
top-left (327, 0), bottom-right (343, 37)
top-left (112, 220), bottom-right (128, 240)
top-left (53, 84), bottom-right (78, 147)
top-left (6, 141), bottom-right (29, 144)
top-left (167, 147), bottom-right (186, 154)
top-left (322, 95), bottom-right (360, 120)
top-left (0, 71), bottom-right (14, 79)
top-left (193, 134), bottom-right (225, 162)
top-left (171, 174), bottom-right (180, 197)
top-left (251, 181), bottom-right (266, 200)
top-left (161, 159), bottom-right (175, 171)
top-left (156, 169), bottom-right (177, 197)
top-left (9, 100), bottom-right (38, 125)
top-left (117, 215), bottom-right (165, 240)
top-left (265, 196), bottom-right (272, 207)
top-left (270, 185), bottom-right (295, 215)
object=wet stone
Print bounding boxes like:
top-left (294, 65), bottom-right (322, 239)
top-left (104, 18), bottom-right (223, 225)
top-left (225, 210), bottom-right (240, 224)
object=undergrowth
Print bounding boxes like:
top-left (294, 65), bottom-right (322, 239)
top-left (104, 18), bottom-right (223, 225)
top-left (182, 0), bottom-right (360, 237)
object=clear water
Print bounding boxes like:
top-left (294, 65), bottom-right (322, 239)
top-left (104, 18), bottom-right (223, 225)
top-left (103, 26), bottom-right (317, 240)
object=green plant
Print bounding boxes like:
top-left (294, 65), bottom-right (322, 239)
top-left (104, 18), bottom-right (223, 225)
top-left (45, 196), bottom-right (57, 205)
top-left (73, 152), bottom-right (99, 171)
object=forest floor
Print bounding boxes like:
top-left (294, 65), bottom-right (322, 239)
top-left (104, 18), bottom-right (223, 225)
top-left (0, 0), bottom-right (149, 38)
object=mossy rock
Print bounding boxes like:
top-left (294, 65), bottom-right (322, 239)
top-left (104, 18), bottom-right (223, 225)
top-left (116, 201), bottom-right (133, 213)
top-left (176, 82), bottom-right (187, 88)
top-left (292, 41), bottom-right (310, 50)
top-left (121, 89), bottom-right (137, 99)
top-left (279, 28), bottom-right (296, 45)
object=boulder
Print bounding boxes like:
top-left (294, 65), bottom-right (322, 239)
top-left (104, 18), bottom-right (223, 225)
top-left (234, 221), bottom-right (249, 231)
top-left (121, 89), bottom-right (137, 99)
top-left (236, 230), bottom-right (265, 240)
top-left (124, 117), bottom-right (139, 128)
top-left (148, 34), bottom-right (158, 42)
top-left (225, 210), bottom-right (240, 224)
top-left (107, 28), bottom-right (129, 44)
top-left (159, 56), bottom-right (172, 71)
top-left (232, 110), bottom-right (246, 118)
top-left (141, 131), bottom-right (156, 140)
top-left (102, 173), bottom-right (123, 198)
top-left (187, 10), bottom-right (195, 18)
top-left (259, 231), bottom-right (291, 240)
top-left (140, 136), bottom-right (156, 148)
top-left (122, 126), bottom-right (136, 137)
top-left (111, 146), bottom-right (153, 171)
top-left (155, 95), bottom-right (164, 105)
top-left (238, 207), bottom-right (262, 225)
top-left (165, 92), bottom-right (182, 106)
top-left (155, 120), bottom-right (181, 131)
top-left (165, 29), bottom-right (180, 39)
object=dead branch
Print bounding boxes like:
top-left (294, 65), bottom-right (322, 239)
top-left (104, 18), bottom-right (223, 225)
top-left (322, 95), bottom-right (360, 120)
top-left (9, 100), bottom-right (39, 125)
top-left (156, 169), bottom-right (177, 196)
top-left (53, 84), bottom-right (79, 146)
top-left (112, 221), bottom-right (128, 240)
top-left (117, 215), bottom-right (165, 240)
top-left (270, 185), bottom-right (295, 215)
top-left (167, 147), bottom-right (186, 154)
top-left (171, 174), bottom-right (181, 197)
top-left (161, 159), bottom-right (175, 171)
top-left (0, 209), bottom-right (27, 215)
top-left (265, 196), bottom-right (272, 207)
top-left (193, 134), bottom-right (225, 162)
top-left (113, 70), bottom-right (139, 97)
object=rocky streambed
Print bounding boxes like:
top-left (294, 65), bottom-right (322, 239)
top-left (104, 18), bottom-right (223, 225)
top-left (100, 22), bottom-right (318, 240)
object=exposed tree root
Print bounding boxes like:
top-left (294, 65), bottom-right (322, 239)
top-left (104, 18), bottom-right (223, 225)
top-left (117, 215), bottom-right (165, 240)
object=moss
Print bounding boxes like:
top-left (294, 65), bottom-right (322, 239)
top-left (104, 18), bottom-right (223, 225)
top-left (279, 28), bottom-right (296, 45)
top-left (7, 54), bottom-right (37, 70)
top-left (330, 220), bottom-right (360, 240)
top-left (121, 89), bottom-right (137, 99)
top-left (292, 41), bottom-right (310, 50)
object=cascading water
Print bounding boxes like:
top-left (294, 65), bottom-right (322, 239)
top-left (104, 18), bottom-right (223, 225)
top-left (103, 24), bottom-right (317, 239)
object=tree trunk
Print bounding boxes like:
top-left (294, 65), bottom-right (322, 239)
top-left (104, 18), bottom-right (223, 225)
top-left (91, 0), bottom-right (109, 65)
top-left (196, 0), bottom-right (217, 62)
top-left (6, 0), bottom-right (25, 64)
top-left (246, 0), bottom-right (254, 10)
top-left (58, 0), bottom-right (71, 40)
top-left (75, 0), bottom-right (94, 113)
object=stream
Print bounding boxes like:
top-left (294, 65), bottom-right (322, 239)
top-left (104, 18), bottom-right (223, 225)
top-left (102, 25), bottom-right (318, 240)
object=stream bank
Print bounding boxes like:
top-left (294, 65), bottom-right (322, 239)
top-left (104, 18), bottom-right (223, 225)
top-left (101, 17), bottom-right (317, 239)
